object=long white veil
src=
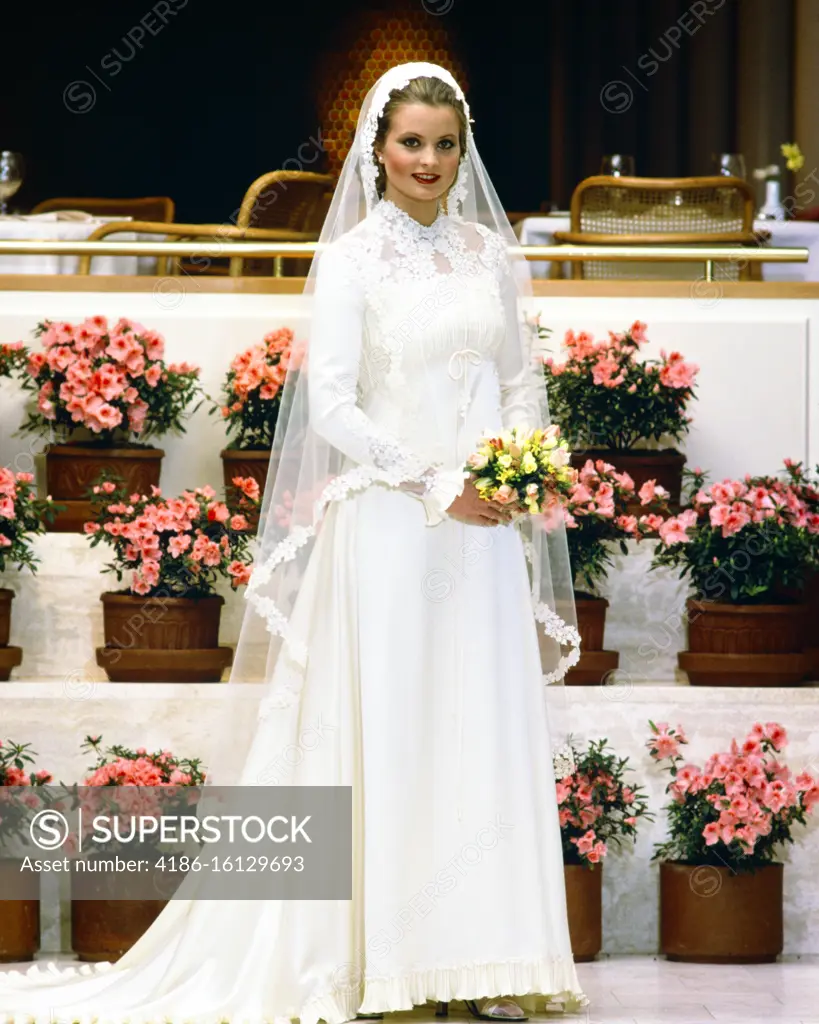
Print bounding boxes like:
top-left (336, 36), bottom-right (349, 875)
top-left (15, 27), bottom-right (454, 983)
top-left (208, 61), bottom-right (579, 789)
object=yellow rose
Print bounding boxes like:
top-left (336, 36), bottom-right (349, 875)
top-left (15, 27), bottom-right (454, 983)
top-left (521, 452), bottom-right (538, 473)
top-left (497, 453), bottom-right (513, 469)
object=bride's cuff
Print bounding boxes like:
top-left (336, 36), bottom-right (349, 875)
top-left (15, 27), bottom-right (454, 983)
top-left (422, 468), bottom-right (470, 526)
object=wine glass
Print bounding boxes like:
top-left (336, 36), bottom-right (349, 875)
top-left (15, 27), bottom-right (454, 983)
top-left (0, 152), bottom-right (24, 215)
top-left (712, 153), bottom-right (746, 179)
top-left (600, 154), bottom-right (635, 177)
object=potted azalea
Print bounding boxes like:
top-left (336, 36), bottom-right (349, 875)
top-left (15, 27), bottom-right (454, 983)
top-left (558, 458), bottom-right (667, 684)
top-left (539, 319), bottom-right (699, 505)
top-left (68, 734), bottom-right (205, 961)
top-left (212, 327), bottom-right (304, 506)
top-left (0, 740), bottom-right (54, 961)
top-left (747, 460), bottom-right (819, 679)
top-left (650, 464), bottom-right (819, 686)
top-left (554, 738), bottom-right (652, 960)
top-left (0, 467), bottom-right (59, 679)
top-left (15, 316), bottom-right (202, 532)
top-left (648, 719), bottom-right (818, 962)
top-left (84, 477), bottom-right (259, 682)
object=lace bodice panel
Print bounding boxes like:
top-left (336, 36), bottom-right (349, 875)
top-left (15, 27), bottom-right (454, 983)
top-left (307, 198), bottom-right (540, 522)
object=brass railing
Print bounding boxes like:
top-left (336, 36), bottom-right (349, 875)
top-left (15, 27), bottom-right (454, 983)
top-left (0, 240), bottom-right (809, 281)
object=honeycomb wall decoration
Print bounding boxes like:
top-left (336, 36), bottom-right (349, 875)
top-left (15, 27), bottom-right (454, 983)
top-left (315, 1), bottom-right (468, 177)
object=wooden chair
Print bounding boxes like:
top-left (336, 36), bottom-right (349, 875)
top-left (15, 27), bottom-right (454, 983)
top-left (231, 171), bottom-right (335, 276)
top-left (31, 195), bottom-right (175, 223)
top-left (76, 221), bottom-right (317, 277)
top-left (553, 176), bottom-right (766, 281)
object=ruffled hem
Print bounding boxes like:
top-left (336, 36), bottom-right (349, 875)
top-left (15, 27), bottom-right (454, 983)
top-left (356, 956), bottom-right (588, 1015)
top-left (0, 955), bottom-right (588, 1024)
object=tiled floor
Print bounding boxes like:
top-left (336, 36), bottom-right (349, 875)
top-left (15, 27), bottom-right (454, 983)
top-left (382, 956), bottom-right (819, 1024)
top-left (563, 955), bottom-right (819, 1024)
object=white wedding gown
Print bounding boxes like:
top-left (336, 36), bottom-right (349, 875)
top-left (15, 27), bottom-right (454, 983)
top-left (0, 198), bottom-right (586, 1023)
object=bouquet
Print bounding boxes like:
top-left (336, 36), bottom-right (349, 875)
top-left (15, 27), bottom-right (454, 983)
top-left (650, 464), bottom-right (819, 603)
top-left (83, 479), bottom-right (260, 597)
top-left (18, 316), bottom-right (202, 444)
top-left (0, 739), bottom-right (54, 854)
top-left (648, 719), bottom-right (819, 872)
top-left (539, 319), bottom-right (699, 451)
top-left (0, 468), bottom-right (58, 573)
top-left (554, 738), bottom-right (653, 868)
top-left (565, 458), bottom-right (668, 594)
top-left (466, 424), bottom-right (577, 516)
top-left (213, 328), bottom-right (304, 450)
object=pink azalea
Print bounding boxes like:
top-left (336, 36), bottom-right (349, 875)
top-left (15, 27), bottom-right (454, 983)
top-left (168, 534), bottom-right (191, 558)
top-left (586, 841), bottom-right (607, 863)
top-left (572, 829), bottom-right (596, 855)
top-left (207, 502), bottom-right (230, 523)
top-left (703, 822), bottom-right (721, 845)
top-left (227, 561), bottom-right (252, 586)
top-left (638, 479), bottom-right (666, 505)
top-left (652, 735), bottom-right (680, 759)
top-left (658, 516), bottom-right (691, 545)
top-left (765, 723), bottom-right (787, 751)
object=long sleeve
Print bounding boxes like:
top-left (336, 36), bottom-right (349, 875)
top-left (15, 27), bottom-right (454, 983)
top-left (308, 242), bottom-right (466, 524)
top-left (495, 251), bottom-right (543, 430)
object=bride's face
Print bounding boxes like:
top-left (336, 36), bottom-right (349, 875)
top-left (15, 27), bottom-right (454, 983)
top-left (378, 102), bottom-right (461, 208)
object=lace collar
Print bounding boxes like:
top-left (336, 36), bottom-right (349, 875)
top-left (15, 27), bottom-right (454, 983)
top-left (375, 197), bottom-right (447, 238)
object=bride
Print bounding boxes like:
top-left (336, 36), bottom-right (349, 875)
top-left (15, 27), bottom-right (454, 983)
top-left (0, 62), bottom-right (587, 1024)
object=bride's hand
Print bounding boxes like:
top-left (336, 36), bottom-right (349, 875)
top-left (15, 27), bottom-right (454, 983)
top-left (445, 474), bottom-right (514, 527)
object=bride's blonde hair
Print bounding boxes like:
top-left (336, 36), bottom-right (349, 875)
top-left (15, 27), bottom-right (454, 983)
top-left (372, 75), bottom-right (468, 208)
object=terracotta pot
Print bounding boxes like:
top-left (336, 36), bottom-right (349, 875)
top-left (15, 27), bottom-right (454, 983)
top-left (570, 448), bottom-right (686, 508)
top-left (564, 863), bottom-right (602, 961)
top-left (0, 589), bottom-right (22, 682)
top-left (0, 860), bottom-right (39, 962)
top-left (96, 593), bottom-right (233, 682)
top-left (679, 598), bottom-right (807, 686)
top-left (44, 442), bottom-right (164, 533)
top-left (804, 572), bottom-right (819, 680)
top-left (220, 448), bottom-right (273, 532)
top-left (548, 593), bottom-right (619, 686)
top-left (220, 448), bottom-right (272, 498)
top-left (660, 861), bottom-right (783, 963)
top-left (71, 894), bottom-right (166, 962)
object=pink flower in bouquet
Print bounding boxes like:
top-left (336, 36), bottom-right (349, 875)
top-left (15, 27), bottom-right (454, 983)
top-left (493, 484), bottom-right (519, 505)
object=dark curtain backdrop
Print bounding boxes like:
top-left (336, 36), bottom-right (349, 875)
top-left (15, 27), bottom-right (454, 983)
top-left (1, 0), bottom-right (739, 221)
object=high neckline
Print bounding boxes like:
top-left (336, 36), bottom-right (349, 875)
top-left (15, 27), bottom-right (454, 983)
top-left (378, 197), bottom-right (445, 233)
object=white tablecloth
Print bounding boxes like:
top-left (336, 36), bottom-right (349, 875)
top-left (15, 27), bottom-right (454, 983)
top-left (513, 215), bottom-right (819, 281)
top-left (0, 215), bottom-right (157, 275)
